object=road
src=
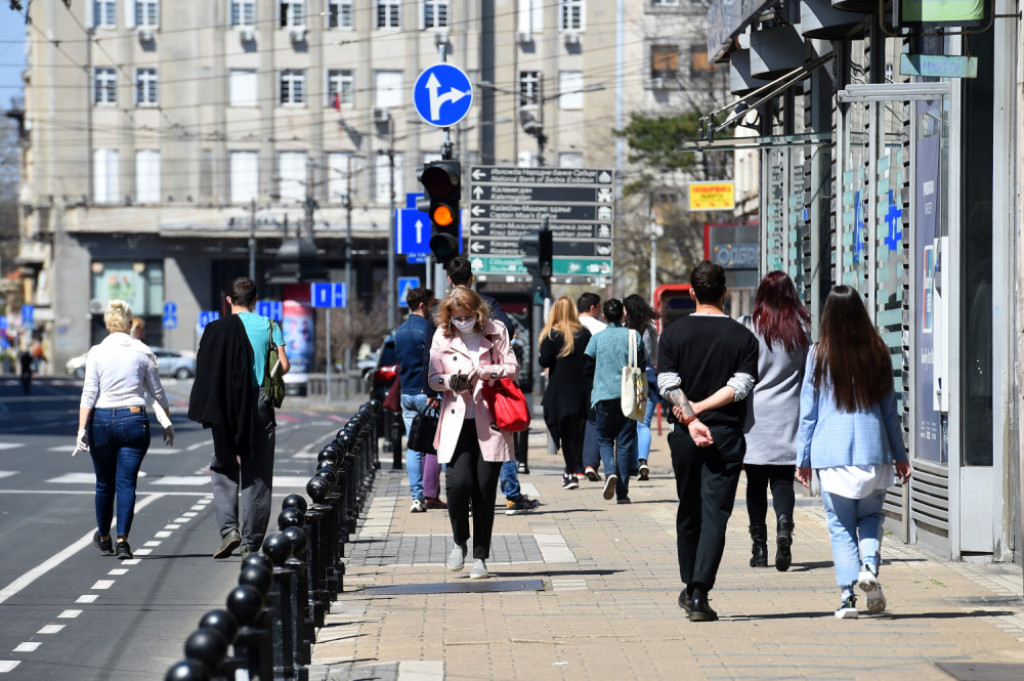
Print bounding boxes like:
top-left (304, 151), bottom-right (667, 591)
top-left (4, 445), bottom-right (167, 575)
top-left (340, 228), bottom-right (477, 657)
top-left (0, 375), bottom-right (354, 680)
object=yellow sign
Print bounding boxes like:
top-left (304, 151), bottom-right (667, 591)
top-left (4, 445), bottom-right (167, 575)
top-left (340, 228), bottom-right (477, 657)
top-left (688, 182), bottom-right (735, 211)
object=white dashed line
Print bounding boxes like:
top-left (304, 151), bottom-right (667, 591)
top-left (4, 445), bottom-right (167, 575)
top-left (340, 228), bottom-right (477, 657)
top-left (165, 524), bottom-right (181, 530)
top-left (108, 569), bottom-right (128, 576)
top-left (175, 516), bottom-right (192, 522)
top-left (91, 580), bottom-right (114, 590)
top-left (154, 531), bottom-right (172, 538)
top-left (187, 442), bottom-right (206, 451)
top-left (153, 477), bottom-right (210, 486)
top-left (13, 643), bottom-right (40, 653)
top-left (37, 625), bottom-right (64, 635)
top-left (190, 504), bottom-right (205, 511)
top-left (76, 595), bottom-right (98, 604)
top-left (57, 610), bottom-right (81, 619)
top-left (0, 471), bottom-right (16, 479)
top-left (144, 541), bottom-right (162, 547)
top-left (0, 660), bottom-right (21, 672)
top-left (133, 549), bottom-right (153, 556)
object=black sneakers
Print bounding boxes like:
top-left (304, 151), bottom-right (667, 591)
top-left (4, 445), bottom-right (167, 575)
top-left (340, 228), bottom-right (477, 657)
top-left (93, 531), bottom-right (114, 556)
top-left (562, 473), bottom-right (579, 490)
top-left (115, 539), bottom-right (133, 560)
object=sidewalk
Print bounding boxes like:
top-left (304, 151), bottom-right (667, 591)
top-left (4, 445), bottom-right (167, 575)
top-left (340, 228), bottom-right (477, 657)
top-left (310, 426), bottom-right (1024, 681)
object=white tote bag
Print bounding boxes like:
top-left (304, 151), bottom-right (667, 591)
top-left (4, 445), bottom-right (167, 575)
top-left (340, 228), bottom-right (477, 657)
top-left (620, 329), bottom-right (648, 421)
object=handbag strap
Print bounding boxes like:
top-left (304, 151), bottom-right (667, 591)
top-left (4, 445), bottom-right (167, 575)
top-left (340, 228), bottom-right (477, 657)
top-left (627, 329), bottom-right (638, 369)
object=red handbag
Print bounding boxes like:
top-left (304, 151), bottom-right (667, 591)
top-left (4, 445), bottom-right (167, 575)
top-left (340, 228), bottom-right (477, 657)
top-left (382, 372), bottom-right (401, 412)
top-left (481, 377), bottom-right (531, 432)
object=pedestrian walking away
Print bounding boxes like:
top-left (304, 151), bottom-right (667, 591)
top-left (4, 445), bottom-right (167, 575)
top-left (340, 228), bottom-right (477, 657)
top-left (75, 299), bottom-right (173, 561)
top-left (624, 294), bottom-right (661, 482)
top-left (188, 277), bottom-right (290, 560)
top-left (584, 298), bottom-right (644, 504)
top-left (796, 285), bottom-right (911, 619)
top-left (428, 286), bottom-right (520, 580)
top-left (657, 261), bottom-right (758, 621)
top-left (576, 292), bottom-right (607, 482)
top-left (739, 271), bottom-right (811, 571)
top-left (538, 296), bottom-right (592, 491)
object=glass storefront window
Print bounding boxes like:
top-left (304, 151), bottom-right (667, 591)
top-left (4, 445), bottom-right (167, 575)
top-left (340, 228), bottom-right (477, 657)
top-left (90, 261), bottom-right (165, 317)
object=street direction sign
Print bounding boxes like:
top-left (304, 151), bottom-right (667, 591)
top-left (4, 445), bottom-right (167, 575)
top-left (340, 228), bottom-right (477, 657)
top-left (413, 64), bottom-right (473, 128)
top-left (397, 207), bottom-right (463, 255)
top-left (20, 305), bottom-right (34, 328)
top-left (198, 311), bottom-right (221, 329)
top-left (255, 300), bottom-right (284, 321)
top-left (468, 166), bottom-right (615, 277)
top-left (310, 283), bottom-right (347, 309)
top-left (397, 277), bottom-right (420, 308)
top-left (163, 302), bottom-right (178, 330)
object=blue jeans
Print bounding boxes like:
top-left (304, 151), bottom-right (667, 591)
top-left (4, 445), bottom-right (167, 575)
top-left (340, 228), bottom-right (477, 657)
top-left (499, 460), bottom-right (521, 501)
top-left (595, 399), bottom-right (637, 499)
top-left (636, 397), bottom-right (657, 463)
top-left (582, 417), bottom-right (600, 471)
top-left (820, 486), bottom-right (885, 587)
top-left (89, 407), bottom-right (151, 538)
top-left (401, 393), bottom-right (430, 501)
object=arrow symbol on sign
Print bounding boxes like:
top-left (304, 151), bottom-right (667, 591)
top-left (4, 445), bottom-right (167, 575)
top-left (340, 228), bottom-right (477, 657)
top-left (569, 262), bottom-right (581, 272)
top-left (471, 224), bottom-right (485, 234)
top-left (470, 242), bottom-right (486, 252)
top-left (471, 205), bottom-right (486, 216)
top-left (426, 73), bottom-right (470, 122)
top-left (472, 186), bottom-right (484, 199)
top-left (471, 168), bottom-right (486, 180)
top-left (415, 219), bottom-right (423, 243)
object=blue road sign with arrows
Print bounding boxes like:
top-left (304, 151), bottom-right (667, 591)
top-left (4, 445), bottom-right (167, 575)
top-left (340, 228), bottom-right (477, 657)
top-left (163, 302), bottom-right (178, 330)
top-left (310, 283), bottom-right (347, 309)
top-left (397, 208), bottom-right (463, 255)
top-left (413, 64), bottom-right (473, 128)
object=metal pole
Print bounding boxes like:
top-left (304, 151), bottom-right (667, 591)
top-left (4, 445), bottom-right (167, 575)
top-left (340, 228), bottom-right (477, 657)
top-left (650, 220), bottom-right (657, 302)
top-left (249, 198), bottom-right (257, 281)
top-left (344, 156), bottom-right (354, 399)
top-left (387, 117), bottom-right (396, 331)
top-left (325, 307), bottom-right (331, 404)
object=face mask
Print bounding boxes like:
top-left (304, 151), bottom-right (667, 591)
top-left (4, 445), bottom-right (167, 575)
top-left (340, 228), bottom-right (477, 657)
top-left (452, 318), bottom-right (476, 334)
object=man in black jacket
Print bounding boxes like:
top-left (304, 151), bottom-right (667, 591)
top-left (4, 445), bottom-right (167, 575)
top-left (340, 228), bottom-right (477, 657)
top-left (189, 277), bottom-right (289, 559)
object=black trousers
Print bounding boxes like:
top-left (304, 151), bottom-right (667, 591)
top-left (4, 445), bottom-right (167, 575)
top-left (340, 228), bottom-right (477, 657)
top-left (445, 421), bottom-right (502, 560)
top-left (744, 464), bottom-right (796, 528)
top-left (558, 415), bottom-right (586, 475)
top-left (669, 424), bottom-right (745, 592)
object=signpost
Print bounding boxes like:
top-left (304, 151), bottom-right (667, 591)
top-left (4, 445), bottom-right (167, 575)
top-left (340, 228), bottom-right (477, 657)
top-left (413, 64), bottom-right (473, 128)
top-left (310, 283), bottom-right (348, 403)
top-left (468, 166), bottom-right (615, 278)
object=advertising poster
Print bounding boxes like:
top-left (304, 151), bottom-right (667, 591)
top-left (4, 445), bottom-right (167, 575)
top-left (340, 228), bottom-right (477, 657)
top-left (282, 299), bottom-right (314, 388)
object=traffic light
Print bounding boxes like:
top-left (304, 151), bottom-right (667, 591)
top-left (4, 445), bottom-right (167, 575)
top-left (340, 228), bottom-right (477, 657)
top-left (519, 227), bottom-right (553, 281)
top-left (418, 160), bottom-right (461, 263)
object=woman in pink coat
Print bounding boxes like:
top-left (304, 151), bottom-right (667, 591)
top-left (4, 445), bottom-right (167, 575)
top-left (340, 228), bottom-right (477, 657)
top-left (428, 287), bottom-right (519, 579)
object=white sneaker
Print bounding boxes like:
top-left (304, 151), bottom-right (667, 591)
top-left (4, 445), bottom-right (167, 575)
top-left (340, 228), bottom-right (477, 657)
top-left (602, 474), bottom-right (618, 500)
top-left (469, 559), bottom-right (489, 579)
top-left (447, 543), bottom-right (467, 571)
top-left (835, 594), bottom-right (859, 619)
top-left (410, 498), bottom-right (427, 513)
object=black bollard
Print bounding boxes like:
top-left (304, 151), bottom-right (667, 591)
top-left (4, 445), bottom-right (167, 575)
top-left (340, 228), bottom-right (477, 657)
top-left (282, 525), bottom-right (314, 666)
top-left (225, 584), bottom-right (270, 681)
top-left (165, 659), bottom-right (210, 681)
top-left (263, 532), bottom-right (304, 681)
top-left (282, 494), bottom-right (308, 516)
top-left (184, 627), bottom-right (229, 677)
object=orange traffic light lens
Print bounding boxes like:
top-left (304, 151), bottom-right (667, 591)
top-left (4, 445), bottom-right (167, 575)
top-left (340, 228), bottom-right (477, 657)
top-left (432, 204), bottom-right (455, 227)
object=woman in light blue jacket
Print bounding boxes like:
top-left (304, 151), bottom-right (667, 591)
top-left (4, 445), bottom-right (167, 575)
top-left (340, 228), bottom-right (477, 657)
top-left (796, 286), bottom-right (911, 620)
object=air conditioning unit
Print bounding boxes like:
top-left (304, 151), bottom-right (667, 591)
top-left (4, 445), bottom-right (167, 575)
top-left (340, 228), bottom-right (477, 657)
top-left (238, 27), bottom-right (255, 42)
top-left (517, 31), bottom-right (532, 44)
top-left (563, 31), bottom-right (580, 45)
top-left (289, 27), bottom-right (306, 43)
top-left (433, 31), bottom-right (449, 46)
top-left (137, 28), bottom-right (154, 43)
top-left (373, 107), bottom-right (390, 124)
top-left (650, 77), bottom-right (665, 89)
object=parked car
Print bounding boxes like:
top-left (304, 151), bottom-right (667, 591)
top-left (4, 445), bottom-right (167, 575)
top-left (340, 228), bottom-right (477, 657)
top-left (65, 352), bottom-right (88, 379)
top-left (67, 347), bottom-right (196, 380)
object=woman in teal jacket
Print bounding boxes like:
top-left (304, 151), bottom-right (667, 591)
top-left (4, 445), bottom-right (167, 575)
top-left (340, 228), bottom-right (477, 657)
top-left (796, 286), bottom-right (911, 620)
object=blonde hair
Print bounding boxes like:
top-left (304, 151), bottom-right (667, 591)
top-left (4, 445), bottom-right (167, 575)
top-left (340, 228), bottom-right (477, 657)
top-left (436, 287), bottom-right (489, 337)
top-left (539, 296), bottom-right (583, 358)
top-left (130, 317), bottom-right (146, 340)
top-left (104, 299), bottom-right (133, 333)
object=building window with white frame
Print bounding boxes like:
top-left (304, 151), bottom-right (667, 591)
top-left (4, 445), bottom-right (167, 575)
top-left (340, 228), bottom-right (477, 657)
top-left (135, 0), bottom-right (159, 27)
top-left (649, 0), bottom-right (679, 7)
top-left (558, 70), bottom-right (583, 109)
top-left (229, 69), bottom-right (258, 107)
top-left (230, 151), bottom-right (259, 204)
top-left (374, 151), bottom-right (403, 205)
top-left (519, 71), bottom-right (541, 106)
top-left (327, 69), bottom-right (354, 109)
top-left (231, 0), bottom-right (256, 26)
top-left (328, 1), bottom-right (353, 29)
top-left (135, 150), bottom-right (161, 204)
top-left (424, 0), bottom-right (449, 28)
top-left (135, 68), bottom-right (158, 106)
top-left (374, 70), bottom-right (403, 109)
top-left (377, 0), bottom-right (400, 29)
top-left (279, 69), bottom-right (306, 106)
top-left (518, 0), bottom-right (543, 37)
top-left (93, 148), bottom-right (120, 204)
top-left (559, 0), bottom-right (584, 31)
top-left (277, 151), bottom-right (308, 203)
top-left (92, 0), bottom-right (116, 28)
top-left (94, 68), bottom-right (117, 105)
top-left (280, 0), bottom-right (305, 27)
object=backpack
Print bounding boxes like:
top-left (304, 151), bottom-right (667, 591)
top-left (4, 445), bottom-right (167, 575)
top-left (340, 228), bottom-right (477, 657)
top-left (264, 319), bottom-right (286, 408)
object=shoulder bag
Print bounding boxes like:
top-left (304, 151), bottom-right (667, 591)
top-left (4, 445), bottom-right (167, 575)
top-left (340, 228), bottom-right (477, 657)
top-left (407, 408), bottom-right (439, 454)
top-left (482, 377), bottom-right (531, 432)
top-left (382, 370), bottom-right (402, 412)
top-left (621, 329), bottom-right (648, 421)
top-left (265, 319), bottom-right (286, 408)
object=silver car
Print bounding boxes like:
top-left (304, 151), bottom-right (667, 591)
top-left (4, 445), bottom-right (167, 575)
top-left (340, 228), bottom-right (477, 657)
top-left (66, 347), bottom-right (195, 380)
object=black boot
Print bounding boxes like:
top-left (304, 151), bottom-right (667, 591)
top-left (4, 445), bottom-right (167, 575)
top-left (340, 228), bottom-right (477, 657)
top-left (749, 524), bottom-right (769, 568)
top-left (776, 515), bottom-right (794, 572)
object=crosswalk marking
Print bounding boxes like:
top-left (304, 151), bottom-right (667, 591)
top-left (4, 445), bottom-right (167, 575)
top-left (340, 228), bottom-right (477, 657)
top-left (0, 443), bottom-right (23, 450)
top-left (0, 472), bottom-right (16, 480)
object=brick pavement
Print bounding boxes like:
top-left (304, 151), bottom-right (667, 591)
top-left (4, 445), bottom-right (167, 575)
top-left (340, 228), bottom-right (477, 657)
top-left (310, 428), bottom-right (1024, 681)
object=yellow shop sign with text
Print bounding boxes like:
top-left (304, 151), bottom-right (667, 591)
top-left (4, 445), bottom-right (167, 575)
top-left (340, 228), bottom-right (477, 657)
top-left (688, 182), bottom-right (735, 211)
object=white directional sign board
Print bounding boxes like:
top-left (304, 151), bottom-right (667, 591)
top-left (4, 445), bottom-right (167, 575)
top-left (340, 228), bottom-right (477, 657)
top-left (468, 166), bottom-right (615, 278)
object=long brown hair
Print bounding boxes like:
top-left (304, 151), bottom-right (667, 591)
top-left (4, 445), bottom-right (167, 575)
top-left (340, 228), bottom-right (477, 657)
top-left (539, 297), bottom-right (584, 358)
top-left (435, 287), bottom-right (489, 337)
top-left (813, 286), bottom-right (893, 412)
top-left (752, 271), bottom-right (811, 352)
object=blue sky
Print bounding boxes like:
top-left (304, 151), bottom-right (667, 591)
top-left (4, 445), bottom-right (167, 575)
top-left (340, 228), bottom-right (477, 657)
top-left (0, 8), bottom-right (26, 109)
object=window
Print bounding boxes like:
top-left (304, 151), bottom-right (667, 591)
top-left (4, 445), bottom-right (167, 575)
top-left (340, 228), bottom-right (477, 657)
top-left (374, 70), bottom-right (403, 108)
top-left (280, 1), bottom-right (305, 27)
top-left (518, 0), bottom-right (543, 36)
top-left (229, 69), bottom-right (258, 107)
top-left (93, 149), bottom-right (120, 204)
top-left (651, 44), bottom-right (679, 81)
top-left (135, 0), bottom-right (159, 28)
top-left (519, 71), bottom-right (541, 106)
top-left (558, 152), bottom-right (584, 169)
top-left (374, 152), bottom-right (403, 205)
top-left (92, 0), bottom-right (116, 28)
top-left (424, 0), bottom-right (449, 28)
top-left (326, 69), bottom-right (354, 108)
top-left (231, 0), bottom-right (256, 26)
top-left (230, 151), bottom-right (259, 204)
top-left (558, 70), bottom-right (583, 109)
top-left (135, 68), bottom-right (158, 106)
top-left (277, 151), bottom-right (308, 203)
top-left (328, 1), bottom-right (353, 29)
top-left (690, 45), bottom-right (715, 78)
top-left (517, 150), bottom-right (536, 168)
top-left (279, 69), bottom-right (306, 106)
top-left (94, 68), bottom-right (117, 105)
top-left (650, 0), bottom-right (679, 7)
top-left (559, 0), bottom-right (584, 31)
top-left (327, 152), bottom-right (363, 203)
top-left (377, 0), bottom-right (400, 28)
top-left (135, 150), bottom-right (161, 204)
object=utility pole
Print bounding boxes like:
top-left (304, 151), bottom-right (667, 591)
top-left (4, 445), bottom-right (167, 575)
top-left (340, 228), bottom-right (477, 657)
top-left (387, 115), bottom-right (396, 331)
top-left (344, 155), bottom-right (354, 397)
top-left (248, 198), bottom-right (257, 281)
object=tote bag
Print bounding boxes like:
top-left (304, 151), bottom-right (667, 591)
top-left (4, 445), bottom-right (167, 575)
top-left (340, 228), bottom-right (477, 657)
top-left (407, 409), bottom-right (439, 454)
top-left (264, 319), bottom-right (286, 408)
top-left (482, 377), bottom-right (531, 432)
top-left (620, 329), bottom-right (648, 421)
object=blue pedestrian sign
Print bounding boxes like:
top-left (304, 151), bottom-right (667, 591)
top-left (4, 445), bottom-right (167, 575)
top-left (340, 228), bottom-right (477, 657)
top-left (256, 300), bottom-right (283, 321)
top-left (198, 310), bottom-right (221, 329)
top-left (310, 283), bottom-right (347, 309)
top-left (163, 302), bottom-right (178, 330)
top-left (397, 277), bottom-right (420, 308)
top-left (413, 64), bottom-right (473, 128)
top-left (20, 305), bottom-right (34, 328)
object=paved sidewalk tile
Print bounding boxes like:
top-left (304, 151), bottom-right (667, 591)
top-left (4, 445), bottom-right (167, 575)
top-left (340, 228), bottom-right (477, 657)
top-left (313, 432), bottom-right (1024, 681)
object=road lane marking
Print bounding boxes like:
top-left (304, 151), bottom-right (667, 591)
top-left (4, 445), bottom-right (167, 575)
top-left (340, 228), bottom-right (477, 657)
top-left (187, 442), bottom-right (206, 451)
top-left (0, 444), bottom-right (23, 450)
top-left (108, 569), bottom-right (128, 576)
top-left (12, 643), bottom-right (39, 653)
top-left (38, 625), bottom-right (64, 634)
top-left (57, 610), bottom-right (81, 618)
top-left (0, 471), bottom-right (16, 479)
top-left (155, 531), bottom-right (172, 538)
top-left (91, 580), bottom-right (114, 590)
top-left (0, 661), bottom-right (20, 672)
top-left (75, 595), bottom-right (98, 603)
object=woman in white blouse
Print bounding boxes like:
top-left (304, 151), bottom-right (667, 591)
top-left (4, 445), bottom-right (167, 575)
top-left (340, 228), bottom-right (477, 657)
top-left (76, 300), bottom-right (171, 560)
